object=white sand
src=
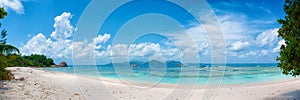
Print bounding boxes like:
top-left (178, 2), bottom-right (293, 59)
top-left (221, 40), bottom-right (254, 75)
top-left (1, 67), bottom-right (300, 100)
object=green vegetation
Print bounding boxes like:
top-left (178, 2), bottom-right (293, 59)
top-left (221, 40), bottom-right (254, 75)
top-left (0, 8), bottom-right (55, 80)
top-left (277, 0), bottom-right (300, 76)
top-left (0, 7), bottom-right (18, 80)
top-left (0, 8), bottom-right (7, 19)
top-left (6, 54), bottom-right (55, 67)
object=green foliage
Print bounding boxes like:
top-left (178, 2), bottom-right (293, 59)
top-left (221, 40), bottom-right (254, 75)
top-left (0, 29), bottom-right (7, 44)
top-left (0, 8), bottom-right (7, 19)
top-left (0, 55), bottom-right (7, 69)
top-left (6, 54), bottom-right (55, 67)
top-left (277, 0), bottom-right (300, 76)
top-left (0, 54), bottom-right (13, 80)
top-left (0, 68), bottom-right (13, 80)
top-left (0, 7), bottom-right (11, 80)
top-left (0, 7), bottom-right (8, 44)
top-left (0, 6), bottom-right (55, 80)
top-left (0, 44), bottom-right (20, 55)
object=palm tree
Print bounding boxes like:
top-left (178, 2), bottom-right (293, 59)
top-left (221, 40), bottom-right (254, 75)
top-left (0, 44), bottom-right (20, 55)
top-left (0, 7), bottom-right (19, 80)
top-left (0, 7), bottom-right (7, 19)
top-left (0, 36), bottom-right (19, 80)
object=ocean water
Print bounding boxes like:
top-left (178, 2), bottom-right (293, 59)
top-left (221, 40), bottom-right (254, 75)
top-left (43, 63), bottom-right (294, 85)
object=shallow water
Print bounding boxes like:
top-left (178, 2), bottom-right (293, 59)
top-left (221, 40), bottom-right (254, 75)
top-left (43, 63), bottom-right (293, 85)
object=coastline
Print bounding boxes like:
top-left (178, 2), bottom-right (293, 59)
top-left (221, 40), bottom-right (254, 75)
top-left (1, 67), bottom-right (300, 100)
top-left (42, 66), bottom-right (299, 89)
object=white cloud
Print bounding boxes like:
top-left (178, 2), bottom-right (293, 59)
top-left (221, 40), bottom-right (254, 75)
top-left (21, 12), bottom-right (75, 61)
top-left (21, 33), bottom-right (52, 55)
top-left (109, 42), bottom-right (180, 62)
top-left (21, 33), bottom-right (72, 59)
top-left (72, 40), bottom-right (93, 59)
top-left (93, 33), bottom-right (110, 49)
top-left (165, 12), bottom-right (265, 59)
top-left (219, 14), bottom-right (249, 41)
top-left (230, 40), bottom-right (250, 52)
top-left (50, 12), bottom-right (74, 40)
top-left (19, 8), bottom-right (284, 64)
top-left (129, 43), bottom-right (160, 57)
top-left (245, 51), bottom-right (257, 56)
top-left (110, 44), bottom-right (128, 57)
top-left (110, 44), bottom-right (128, 63)
top-left (0, 0), bottom-right (24, 14)
top-left (21, 12), bottom-right (185, 64)
top-left (260, 49), bottom-right (269, 56)
top-left (228, 28), bottom-right (281, 58)
top-left (166, 25), bottom-right (210, 55)
top-left (93, 33), bottom-right (110, 44)
top-left (49, 38), bottom-right (72, 58)
top-left (160, 47), bottom-right (180, 58)
top-left (272, 39), bottom-right (285, 53)
top-left (72, 33), bottom-right (111, 61)
top-left (255, 28), bottom-right (279, 47)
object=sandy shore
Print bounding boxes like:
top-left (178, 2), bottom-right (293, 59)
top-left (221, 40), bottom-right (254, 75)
top-left (0, 67), bottom-right (300, 100)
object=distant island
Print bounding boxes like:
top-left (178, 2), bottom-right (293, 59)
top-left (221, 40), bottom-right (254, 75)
top-left (104, 60), bottom-right (183, 67)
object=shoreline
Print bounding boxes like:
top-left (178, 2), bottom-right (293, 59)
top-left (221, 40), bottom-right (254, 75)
top-left (1, 67), bottom-right (300, 100)
top-left (41, 67), bottom-right (298, 89)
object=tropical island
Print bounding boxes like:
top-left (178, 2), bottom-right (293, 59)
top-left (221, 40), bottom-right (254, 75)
top-left (1, 0), bottom-right (300, 100)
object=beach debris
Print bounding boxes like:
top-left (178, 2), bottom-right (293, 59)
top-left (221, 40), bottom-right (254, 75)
top-left (15, 77), bottom-right (25, 81)
top-left (24, 91), bottom-right (29, 95)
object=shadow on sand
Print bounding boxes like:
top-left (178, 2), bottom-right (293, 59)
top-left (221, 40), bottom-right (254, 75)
top-left (264, 90), bottom-right (300, 100)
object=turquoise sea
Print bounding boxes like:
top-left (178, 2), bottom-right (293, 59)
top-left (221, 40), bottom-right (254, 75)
top-left (43, 63), bottom-right (294, 85)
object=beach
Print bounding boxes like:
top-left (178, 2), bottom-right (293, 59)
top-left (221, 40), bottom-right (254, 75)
top-left (1, 67), bottom-right (300, 100)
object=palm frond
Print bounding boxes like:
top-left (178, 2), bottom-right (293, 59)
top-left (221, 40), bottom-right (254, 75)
top-left (0, 44), bottom-right (20, 55)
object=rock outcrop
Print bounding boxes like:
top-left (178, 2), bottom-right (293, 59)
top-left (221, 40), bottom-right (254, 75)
top-left (59, 61), bottom-right (68, 67)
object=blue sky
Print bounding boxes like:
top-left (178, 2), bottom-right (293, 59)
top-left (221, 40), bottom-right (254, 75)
top-left (0, 0), bottom-right (286, 64)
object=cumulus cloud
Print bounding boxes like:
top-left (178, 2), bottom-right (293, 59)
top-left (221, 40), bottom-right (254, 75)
top-left (108, 42), bottom-right (180, 62)
top-left (165, 11), bottom-right (269, 59)
top-left (21, 12), bottom-right (181, 64)
top-left (0, 0), bottom-right (24, 14)
top-left (74, 33), bottom-right (111, 59)
top-left (110, 44), bottom-right (128, 58)
top-left (129, 43), bottom-right (160, 57)
top-left (21, 12), bottom-right (75, 60)
top-left (21, 33), bottom-right (52, 54)
top-left (50, 12), bottom-right (74, 40)
top-left (230, 40), bottom-right (250, 52)
top-left (94, 33), bottom-right (110, 49)
top-left (231, 28), bottom-right (282, 58)
top-left (19, 8), bottom-right (284, 64)
top-left (255, 28), bottom-right (279, 47)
